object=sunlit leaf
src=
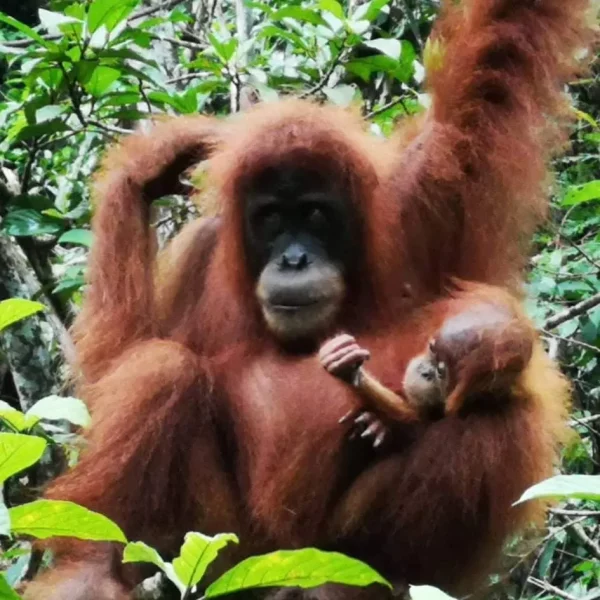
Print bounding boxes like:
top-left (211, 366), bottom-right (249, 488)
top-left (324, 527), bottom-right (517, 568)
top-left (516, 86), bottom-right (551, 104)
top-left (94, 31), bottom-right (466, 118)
top-left (58, 229), bottom-right (93, 248)
top-left (364, 38), bottom-right (401, 59)
top-left (205, 549), bottom-right (391, 597)
top-left (123, 541), bottom-right (167, 571)
top-left (27, 396), bottom-right (91, 428)
top-left (2, 209), bottom-right (63, 237)
top-left (561, 181), bottom-right (600, 207)
top-left (0, 299), bottom-right (45, 332)
top-left (0, 433), bottom-right (47, 483)
top-left (38, 9), bottom-right (81, 37)
top-left (411, 585), bottom-right (457, 600)
top-left (123, 541), bottom-right (182, 592)
top-left (323, 84), bottom-right (356, 107)
top-left (319, 0), bottom-right (344, 19)
top-left (173, 532), bottom-right (239, 590)
top-left (9, 500), bottom-right (127, 542)
top-left (271, 7), bottom-right (326, 26)
top-left (515, 475), bottom-right (600, 504)
top-left (87, 0), bottom-right (139, 33)
top-left (35, 104), bottom-right (67, 124)
top-left (83, 66), bottom-right (121, 97)
top-left (0, 13), bottom-right (57, 49)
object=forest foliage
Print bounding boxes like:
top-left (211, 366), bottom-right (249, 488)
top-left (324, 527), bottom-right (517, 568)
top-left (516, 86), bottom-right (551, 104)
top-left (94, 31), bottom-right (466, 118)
top-left (0, 0), bottom-right (599, 599)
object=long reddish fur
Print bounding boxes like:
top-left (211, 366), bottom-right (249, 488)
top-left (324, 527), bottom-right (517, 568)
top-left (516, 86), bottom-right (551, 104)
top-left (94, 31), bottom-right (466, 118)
top-left (25, 1), bottom-right (596, 599)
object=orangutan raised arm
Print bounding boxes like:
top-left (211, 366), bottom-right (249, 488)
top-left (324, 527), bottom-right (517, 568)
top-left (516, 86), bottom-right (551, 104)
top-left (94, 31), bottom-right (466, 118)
top-left (388, 0), bottom-right (593, 293)
top-left (73, 117), bottom-right (220, 382)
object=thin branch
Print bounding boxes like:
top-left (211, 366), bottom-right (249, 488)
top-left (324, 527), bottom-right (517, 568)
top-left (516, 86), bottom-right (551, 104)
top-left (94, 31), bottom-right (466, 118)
top-left (365, 96), bottom-right (410, 119)
top-left (149, 33), bottom-right (206, 50)
top-left (551, 224), bottom-right (600, 272)
top-left (166, 73), bottom-right (202, 85)
top-left (544, 291), bottom-right (600, 330)
top-left (550, 508), bottom-right (600, 517)
top-left (528, 577), bottom-right (578, 600)
top-left (541, 329), bottom-right (600, 355)
top-left (569, 414), bottom-right (600, 430)
top-left (129, 0), bottom-right (186, 20)
top-left (299, 43), bottom-right (349, 99)
top-left (88, 120), bottom-right (133, 135)
top-left (570, 523), bottom-right (600, 559)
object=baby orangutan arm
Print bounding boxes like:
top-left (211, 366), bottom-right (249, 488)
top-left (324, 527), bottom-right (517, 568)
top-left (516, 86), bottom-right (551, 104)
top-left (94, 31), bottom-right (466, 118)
top-left (319, 334), bottom-right (447, 447)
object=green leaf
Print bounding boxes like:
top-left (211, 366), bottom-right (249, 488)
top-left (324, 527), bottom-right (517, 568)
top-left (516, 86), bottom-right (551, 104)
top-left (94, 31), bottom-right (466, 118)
top-left (27, 396), bottom-right (91, 428)
top-left (173, 532), bottom-right (239, 590)
top-left (205, 549), bottom-right (391, 598)
top-left (515, 475), bottom-right (600, 504)
top-left (257, 26), bottom-right (308, 51)
top-left (0, 299), bottom-right (45, 332)
top-left (123, 541), bottom-right (183, 591)
top-left (0, 403), bottom-right (32, 432)
top-left (562, 181), bottom-right (600, 207)
top-left (319, 0), bottom-right (344, 19)
top-left (82, 66), bottom-right (121, 97)
top-left (38, 9), bottom-right (81, 37)
top-left (35, 104), bottom-right (67, 124)
top-left (363, 0), bottom-right (391, 20)
top-left (323, 85), bottom-right (356, 107)
top-left (410, 585), bottom-right (457, 600)
top-left (207, 34), bottom-right (238, 62)
top-left (87, 0), bottom-right (139, 33)
top-left (0, 433), bottom-right (47, 483)
top-left (0, 573), bottom-right (21, 600)
top-left (58, 229), bottom-right (93, 248)
top-left (0, 13), bottom-right (57, 49)
top-left (2, 209), bottom-right (63, 237)
top-left (364, 38), bottom-right (401, 59)
top-left (271, 7), bottom-right (326, 26)
top-left (123, 541), bottom-right (167, 571)
top-left (9, 500), bottom-right (127, 542)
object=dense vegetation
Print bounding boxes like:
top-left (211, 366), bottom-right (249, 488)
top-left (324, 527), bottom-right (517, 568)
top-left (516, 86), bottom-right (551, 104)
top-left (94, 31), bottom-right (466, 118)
top-left (0, 1), bottom-right (599, 599)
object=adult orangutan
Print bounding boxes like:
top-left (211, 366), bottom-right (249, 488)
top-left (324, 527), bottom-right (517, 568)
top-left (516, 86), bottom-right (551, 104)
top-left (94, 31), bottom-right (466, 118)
top-left (24, 0), bottom-right (595, 598)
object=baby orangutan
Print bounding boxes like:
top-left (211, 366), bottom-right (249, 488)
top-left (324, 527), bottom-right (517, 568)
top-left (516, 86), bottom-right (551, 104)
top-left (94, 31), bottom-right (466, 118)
top-left (318, 334), bottom-right (449, 447)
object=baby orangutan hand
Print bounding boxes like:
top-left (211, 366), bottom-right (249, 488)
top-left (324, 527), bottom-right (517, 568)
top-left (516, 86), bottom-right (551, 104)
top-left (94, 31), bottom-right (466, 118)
top-left (319, 334), bottom-right (390, 447)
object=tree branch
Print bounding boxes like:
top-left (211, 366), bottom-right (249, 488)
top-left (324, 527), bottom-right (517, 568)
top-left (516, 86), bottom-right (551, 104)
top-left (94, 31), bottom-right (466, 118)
top-left (544, 292), bottom-right (600, 330)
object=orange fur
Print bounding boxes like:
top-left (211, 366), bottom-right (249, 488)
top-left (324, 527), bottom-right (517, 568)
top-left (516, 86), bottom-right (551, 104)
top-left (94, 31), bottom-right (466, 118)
top-left (25, 1), bottom-right (595, 598)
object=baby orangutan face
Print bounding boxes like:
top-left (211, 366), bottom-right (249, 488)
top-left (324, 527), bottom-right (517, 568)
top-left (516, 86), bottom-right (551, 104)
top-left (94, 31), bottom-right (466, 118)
top-left (402, 341), bottom-right (449, 416)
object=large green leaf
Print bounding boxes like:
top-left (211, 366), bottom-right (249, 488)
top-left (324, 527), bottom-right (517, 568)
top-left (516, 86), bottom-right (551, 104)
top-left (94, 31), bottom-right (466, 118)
top-left (2, 209), bottom-right (63, 237)
top-left (516, 475), bottom-right (600, 504)
top-left (173, 532), bottom-right (239, 590)
top-left (561, 180), bottom-right (600, 207)
top-left (364, 39), bottom-right (401, 59)
top-left (0, 573), bottom-right (21, 600)
top-left (205, 549), bottom-right (391, 598)
top-left (58, 229), bottom-right (93, 248)
top-left (0, 13), bottom-right (57, 49)
top-left (0, 299), bottom-right (45, 332)
top-left (0, 433), bottom-right (47, 483)
top-left (82, 66), bottom-right (121, 97)
top-left (123, 541), bottom-right (168, 572)
top-left (9, 500), bottom-right (127, 542)
top-left (87, 0), bottom-right (139, 33)
top-left (271, 6), bottom-right (327, 26)
top-left (0, 401), bottom-right (38, 432)
top-left (27, 396), bottom-right (91, 428)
